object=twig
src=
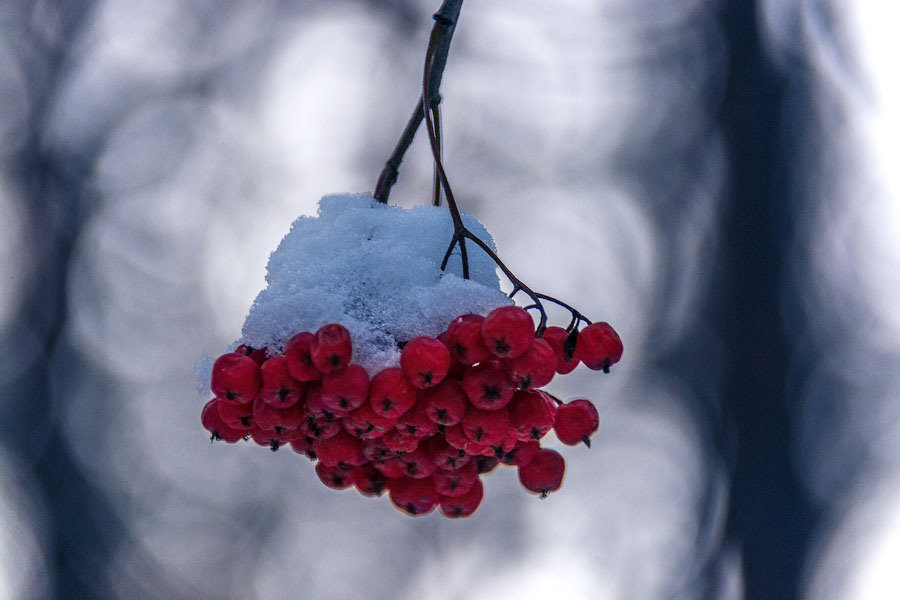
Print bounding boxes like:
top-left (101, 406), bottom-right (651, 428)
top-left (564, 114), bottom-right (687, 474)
top-left (373, 0), bottom-right (463, 204)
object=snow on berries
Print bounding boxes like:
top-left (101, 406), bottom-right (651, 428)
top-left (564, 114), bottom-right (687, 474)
top-left (198, 196), bottom-right (622, 518)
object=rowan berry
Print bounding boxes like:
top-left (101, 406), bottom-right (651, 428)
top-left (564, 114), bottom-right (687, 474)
top-left (252, 395), bottom-right (305, 431)
top-left (504, 338), bottom-right (556, 389)
top-left (436, 331), bottom-right (467, 379)
top-left (361, 438), bottom-right (395, 462)
top-left (401, 336), bottom-right (451, 389)
top-left (475, 455), bottom-right (500, 474)
top-left (321, 365), bottom-right (369, 412)
top-left (517, 448), bottom-right (565, 497)
top-left (368, 368), bottom-right (417, 418)
top-left (462, 406), bottom-right (511, 446)
top-left (299, 412), bottom-right (341, 441)
top-left (353, 465), bottom-right (387, 497)
top-left (284, 331), bottom-right (324, 381)
top-left (397, 446), bottom-right (437, 479)
top-left (373, 458), bottom-right (406, 479)
top-left (575, 322), bottom-right (623, 372)
top-left (421, 379), bottom-right (468, 426)
top-left (445, 314), bottom-right (491, 365)
top-left (216, 397), bottom-right (254, 430)
top-left (389, 476), bottom-right (439, 516)
top-left (315, 463), bottom-right (355, 490)
top-left (553, 398), bottom-right (600, 447)
top-left (462, 361), bottom-right (515, 410)
top-left (314, 429), bottom-right (366, 468)
top-left (310, 323), bottom-right (353, 373)
top-left (234, 344), bottom-right (269, 365)
top-left (249, 425), bottom-right (294, 452)
top-left (444, 423), bottom-right (488, 456)
top-left (439, 477), bottom-right (483, 518)
top-left (211, 352), bottom-right (261, 404)
top-left (540, 326), bottom-right (579, 374)
top-left (343, 402), bottom-right (397, 439)
top-left (201, 399), bottom-right (244, 443)
top-left (481, 306), bottom-right (534, 359)
top-left (433, 460), bottom-right (478, 497)
top-left (259, 355), bottom-right (305, 407)
top-left (508, 389), bottom-right (557, 442)
top-left (395, 401), bottom-right (439, 439)
top-left (430, 438), bottom-right (471, 471)
top-left (289, 435), bottom-right (318, 460)
top-left (499, 439), bottom-right (540, 466)
top-left (381, 428), bottom-right (419, 453)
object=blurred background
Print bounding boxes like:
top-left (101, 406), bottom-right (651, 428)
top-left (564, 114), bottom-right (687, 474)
top-left (1, 0), bottom-right (899, 598)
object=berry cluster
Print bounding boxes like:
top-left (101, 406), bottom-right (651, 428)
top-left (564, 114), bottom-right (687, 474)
top-left (201, 306), bottom-right (622, 518)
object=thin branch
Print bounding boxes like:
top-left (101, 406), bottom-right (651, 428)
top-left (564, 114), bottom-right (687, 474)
top-left (373, 0), bottom-right (463, 204)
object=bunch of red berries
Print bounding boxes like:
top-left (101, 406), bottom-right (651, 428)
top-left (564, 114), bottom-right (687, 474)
top-left (201, 305), bottom-right (622, 518)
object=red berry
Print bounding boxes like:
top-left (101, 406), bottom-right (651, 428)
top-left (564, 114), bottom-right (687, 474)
top-left (504, 338), bottom-right (556, 389)
top-left (517, 448), bottom-right (565, 497)
top-left (499, 440), bottom-right (540, 466)
top-left (481, 306), bottom-right (535, 359)
top-left (310, 323), bottom-right (353, 373)
top-left (401, 337), bottom-right (451, 389)
top-left (211, 352), bottom-right (261, 404)
top-left (252, 395), bottom-right (305, 431)
top-left (249, 425), bottom-right (295, 451)
top-left (353, 465), bottom-right (387, 497)
top-left (373, 459), bottom-right (406, 479)
top-left (436, 331), bottom-right (467, 379)
top-left (540, 326), bottom-right (580, 374)
top-left (421, 379), bottom-right (468, 426)
top-left (299, 412), bottom-right (341, 441)
top-left (343, 402), bottom-right (397, 439)
top-left (444, 423), bottom-right (489, 456)
top-left (395, 401), bottom-right (439, 439)
top-left (508, 389), bottom-right (558, 442)
top-left (389, 476), bottom-right (439, 516)
top-left (485, 435), bottom-right (517, 460)
top-left (201, 399), bottom-right (244, 443)
top-left (314, 430), bottom-right (366, 468)
top-left (462, 361), bottom-right (515, 410)
top-left (381, 428), bottom-right (419, 453)
top-left (554, 398), bottom-right (600, 446)
top-left (259, 356), bottom-right (305, 407)
top-left (321, 365), bottom-right (369, 412)
top-left (430, 438), bottom-right (471, 471)
top-left (289, 435), bottom-right (317, 460)
top-left (575, 322), bottom-right (623, 372)
top-left (216, 398), bottom-right (254, 430)
top-left (284, 332), bottom-right (324, 381)
top-left (397, 446), bottom-right (437, 479)
top-left (235, 344), bottom-right (269, 365)
top-left (446, 314), bottom-right (491, 366)
top-left (315, 463), bottom-right (355, 490)
top-left (439, 477), bottom-right (484, 518)
top-left (475, 455), bottom-right (500, 474)
top-left (368, 368), bottom-right (417, 418)
top-left (434, 461), bottom-right (478, 497)
top-left (304, 383), bottom-right (347, 421)
top-left (361, 438), bottom-right (395, 462)
top-left (462, 406), bottom-right (511, 446)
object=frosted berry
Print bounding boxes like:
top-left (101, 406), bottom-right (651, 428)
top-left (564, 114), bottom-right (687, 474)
top-left (518, 448), bottom-right (565, 497)
top-left (462, 406), bottom-right (511, 446)
top-left (575, 322), bottom-right (623, 372)
top-left (216, 397), bottom-right (254, 430)
top-left (310, 323), bottom-right (353, 373)
top-left (554, 398), bottom-right (600, 447)
top-left (422, 379), bottom-right (468, 426)
top-left (446, 314), bottom-right (491, 366)
top-left (284, 332), bottom-right (324, 381)
top-left (481, 306), bottom-right (535, 359)
top-left (315, 463), bottom-right (355, 490)
top-left (321, 365), bottom-right (369, 412)
top-left (401, 336), bottom-right (451, 389)
top-left (439, 477), bottom-right (484, 518)
top-left (504, 338), bottom-right (556, 389)
top-left (389, 476), bottom-right (439, 516)
top-left (368, 368), bottom-right (417, 418)
top-left (315, 429), bottom-right (366, 468)
top-left (259, 356), bottom-right (305, 407)
top-left (508, 389), bottom-right (557, 442)
top-left (201, 399), bottom-right (244, 443)
top-left (462, 361), bottom-right (515, 410)
top-left (211, 352), bottom-right (261, 404)
top-left (540, 326), bottom-right (580, 374)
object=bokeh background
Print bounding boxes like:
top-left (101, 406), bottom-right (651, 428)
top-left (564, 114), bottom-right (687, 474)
top-left (1, 1), bottom-right (899, 598)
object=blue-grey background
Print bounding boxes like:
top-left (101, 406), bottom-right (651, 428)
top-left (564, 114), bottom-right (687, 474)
top-left (2, 1), bottom-right (899, 598)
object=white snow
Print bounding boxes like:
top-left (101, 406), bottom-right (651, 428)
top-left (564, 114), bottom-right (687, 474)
top-left (238, 193), bottom-right (510, 374)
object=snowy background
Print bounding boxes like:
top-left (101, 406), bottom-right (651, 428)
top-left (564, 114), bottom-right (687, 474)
top-left (1, 1), bottom-right (900, 599)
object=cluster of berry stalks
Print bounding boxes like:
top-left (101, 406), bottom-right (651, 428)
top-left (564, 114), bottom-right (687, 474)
top-left (201, 305), bottom-right (622, 518)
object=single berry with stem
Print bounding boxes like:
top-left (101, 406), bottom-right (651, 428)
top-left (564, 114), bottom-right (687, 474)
top-left (554, 398), bottom-right (600, 447)
top-left (575, 322), bottom-right (623, 373)
top-left (518, 448), bottom-right (565, 497)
